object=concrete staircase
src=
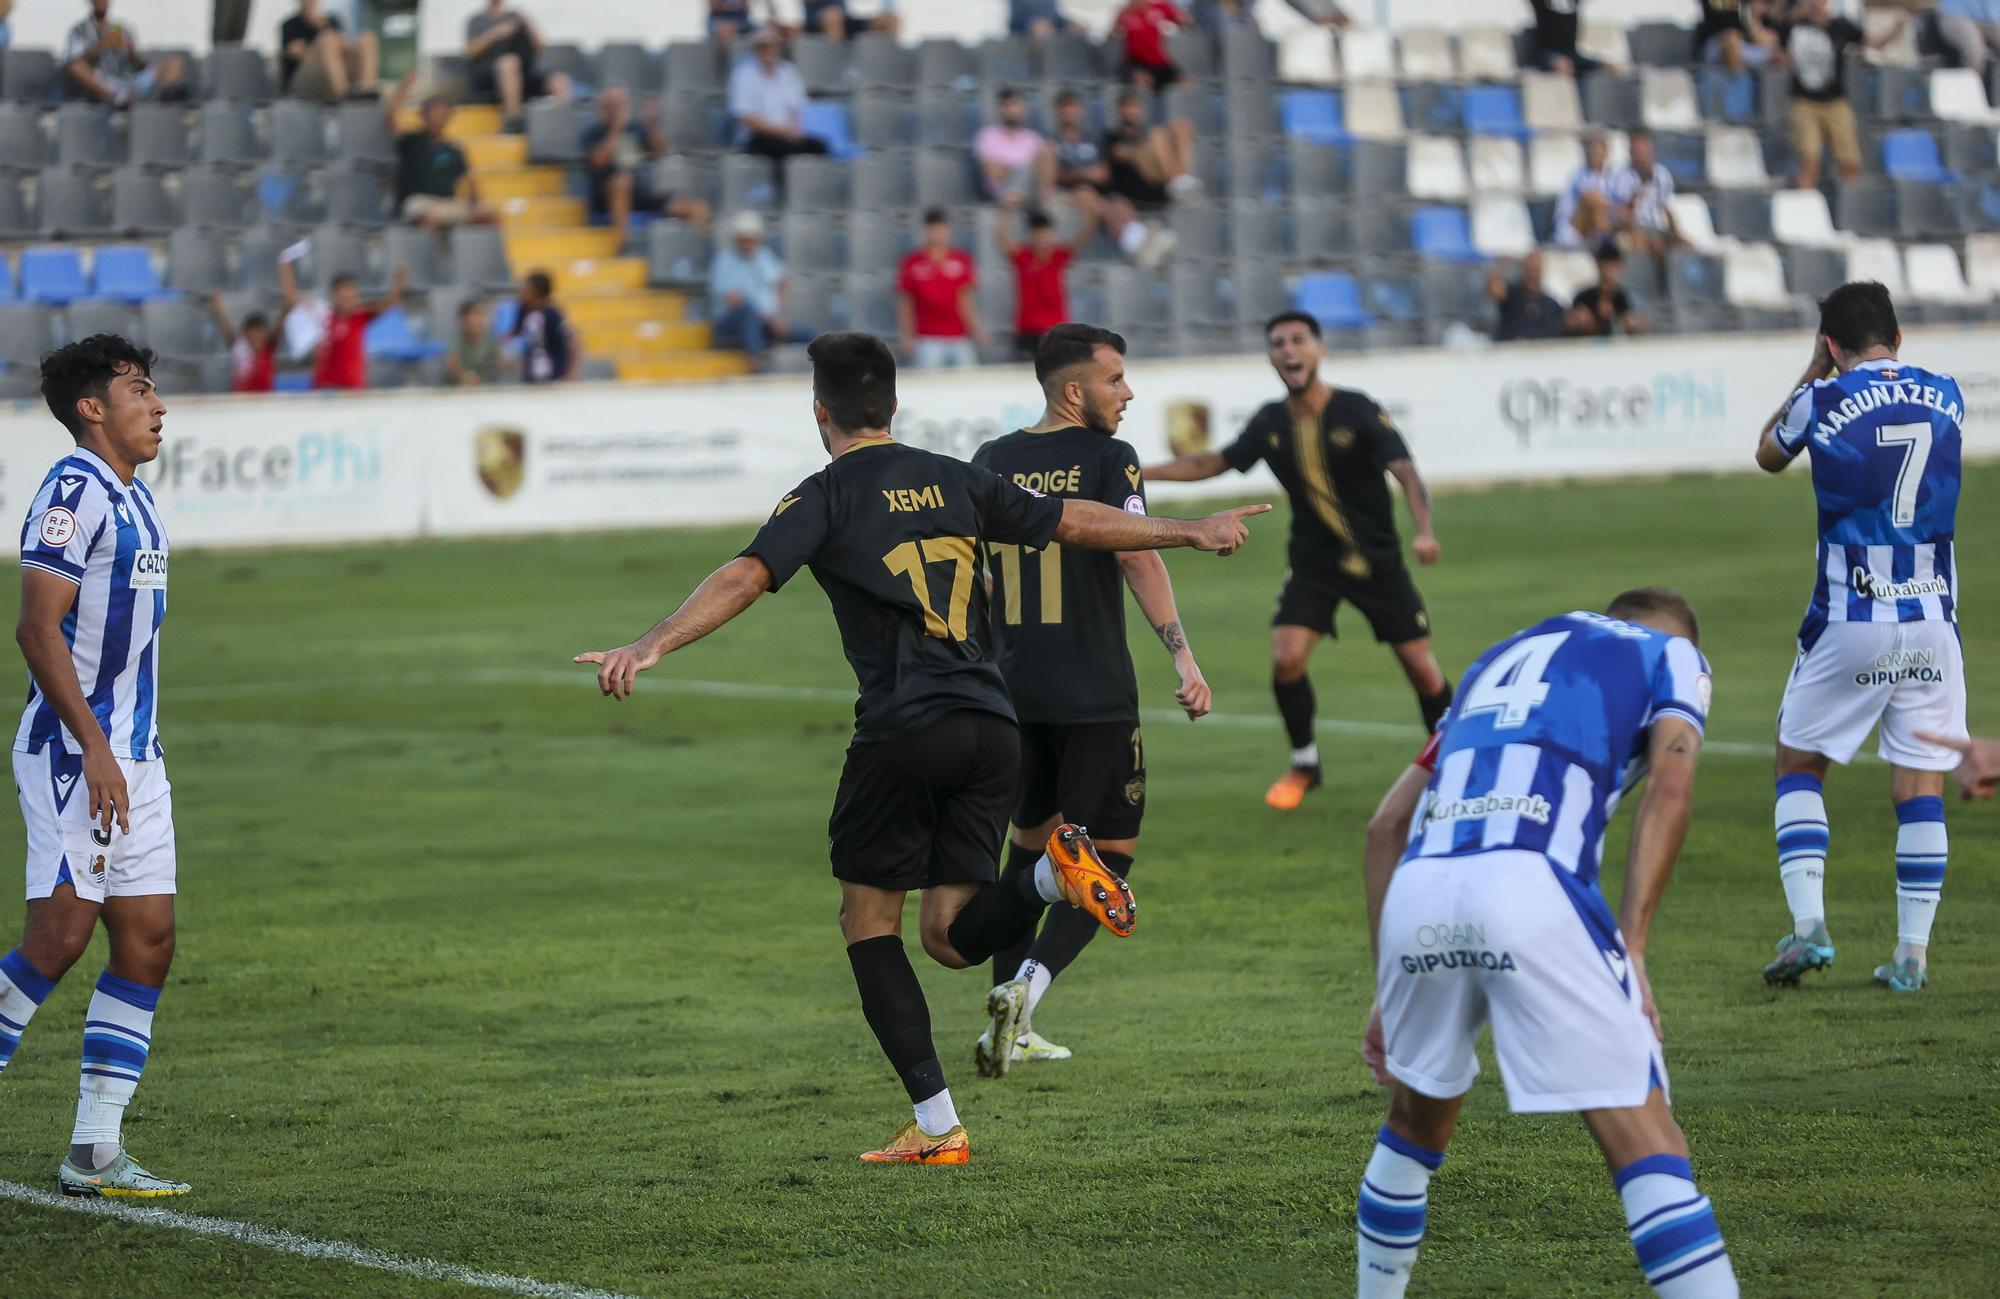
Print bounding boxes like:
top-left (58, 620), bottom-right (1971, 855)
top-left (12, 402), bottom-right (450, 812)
top-left (429, 105), bottom-right (749, 385)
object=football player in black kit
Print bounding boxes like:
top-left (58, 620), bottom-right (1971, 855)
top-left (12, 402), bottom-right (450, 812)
top-left (1146, 311), bottom-right (1450, 811)
top-left (970, 324), bottom-right (1213, 1075)
top-left (574, 333), bottom-right (1269, 1164)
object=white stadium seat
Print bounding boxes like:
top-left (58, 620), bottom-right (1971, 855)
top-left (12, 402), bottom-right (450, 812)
top-left (1964, 233), bottom-right (2000, 297)
top-left (1540, 249), bottom-right (1598, 304)
top-left (1724, 243), bottom-right (1790, 308)
top-left (1529, 132), bottom-right (1584, 196)
top-left (1904, 243), bottom-right (1986, 302)
top-left (1471, 196), bottom-right (1537, 259)
top-left (1457, 27), bottom-right (1518, 80)
top-left (1340, 27), bottom-right (1396, 81)
top-left (1929, 68), bottom-right (2000, 124)
top-left (1771, 188), bottom-right (1845, 248)
top-left (1398, 28), bottom-right (1456, 81)
top-left (1407, 135), bottom-right (1469, 201)
top-left (1521, 72), bottom-right (1585, 133)
top-left (1578, 22), bottom-right (1633, 67)
top-left (1844, 238), bottom-right (1908, 295)
top-left (1669, 193), bottom-right (1721, 253)
top-left (1277, 27), bottom-right (1339, 86)
top-left (1706, 127), bottom-right (1771, 188)
top-left (1469, 135), bottom-right (1526, 195)
top-left (1344, 80), bottom-right (1406, 140)
top-left (1641, 68), bottom-right (1701, 131)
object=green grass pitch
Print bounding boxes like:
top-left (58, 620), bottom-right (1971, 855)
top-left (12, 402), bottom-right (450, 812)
top-left (0, 464), bottom-right (1995, 1298)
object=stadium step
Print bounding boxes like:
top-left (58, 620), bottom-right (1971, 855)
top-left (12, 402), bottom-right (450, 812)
top-left (460, 134), bottom-right (529, 170)
top-left (473, 166), bottom-right (569, 200)
top-left (548, 257), bottom-right (650, 294)
top-left (444, 105), bottom-right (505, 140)
top-left (505, 229), bottom-right (624, 265)
top-left (561, 291), bottom-right (691, 326)
top-left (613, 351), bottom-right (753, 383)
top-left (578, 320), bottom-right (711, 353)
top-left (497, 195), bottom-right (588, 229)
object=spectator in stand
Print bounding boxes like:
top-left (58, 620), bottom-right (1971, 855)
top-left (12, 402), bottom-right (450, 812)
top-left (1697, 0), bottom-right (1780, 71)
top-left (206, 294), bottom-right (277, 393)
top-left (64, 0), bottom-right (187, 106)
top-left (511, 272), bottom-right (578, 385)
top-left (583, 88), bottom-right (713, 242)
top-left (975, 89), bottom-right (1050, 208)
top-left (1938, 0), bottom-right (2000, 71)
top-left (710, 1), bottom-right (756, 43)
top-left (1486, 250), bottom-right (1567, 343)
top-left (1047, 90), bottom-right (1111, 199)
top-left (446, 301), bottom-right (504, 386)
top-left (1608, 128), bottom-right (1680, 258)
top-left (1554, 131), bottom-right (1617, 249)
top-left (1565, 245), bottom-right (1647, 338)
top-left (996, 204), bottom-right (1099, 360)
top-left (466, 0), bottom-right (573, 134)
top-left (1115, 1), bottom-right (1192, 89)
top-left (1010, 0), bottom-right (1084, 38)
top-left (278, 246), bottom-right (408, 392)
top-left (897, 208), bottom-right (988, 369)
top-left (709, 211), bottom-right (806, 369)
top-left (280, 0), bottom-right (380, 104)
top-left (1101, 89), bottom-right (1198, 267)
top-left (730, 27), bottom-right (829, 185)
top-left (386, 75), bottom-right (497, 228)
top-left (1528, 0), bottom-right (1603, 77)
top-left (801, 0), bottom-right (901, 40)
top-left (1781, 0), bottom-right (1905, 191)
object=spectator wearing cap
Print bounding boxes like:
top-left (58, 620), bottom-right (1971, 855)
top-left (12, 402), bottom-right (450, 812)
top-left (511, 271), bottom-right (579, 384)
top-left (1010, 0), bottom-right (1084, 38)
top-left (64, 0), bottom-right (188, 106)
top-left (1565, 245), bottom-right (1647, 338)
top-left (800, 0), bottom-right (900, 40)
top-left (729, 27), bottom-right (829, 185)
top-left (1485, 251), bottom-right (1566, 343)
top-left (1554, 131), bottom-right (1617, 249)
top-left (897, 209), bottom-right (988, 370)
top-left (710, 211), bottom-right (806, 367)
top-left (584, 88), bottom-right (713, 240)
top-left (280, 0), bottom-right (380, 104)
top-left (385, 73), bottom-right (497, 228)
top-left (1114, 0), bottom-right (1192, 89)
top-left (996, 204), bottom-right (1098, 361)
top-left (975, 89), bottom-right (1051, 207)
top-left (466, 0), bottom-right (573, 133)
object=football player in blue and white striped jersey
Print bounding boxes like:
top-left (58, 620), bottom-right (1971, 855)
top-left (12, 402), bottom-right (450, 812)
top-left (1754, 282), bottom-right (1966, 993)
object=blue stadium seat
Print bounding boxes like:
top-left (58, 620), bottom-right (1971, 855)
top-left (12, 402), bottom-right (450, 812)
top-left (20, 246), bottom-right (89, 304)
top-left (802, 101), bottom-right (865, 161)
top-left (1698, 70), bottom-right (1758, 125)
top-left (1293, 272), bottom-right (1371, 331)
top-left (1882, 130), bottom-right (1953, 183)
top-left (489, 297), bottom-right (521, 339)
top-left (364, 307), bottom-right (444, 362)
top-left (272, 371), bottom-right (312, 392)
top-left (1461, 86), bottom-right (1533, 141)
top-left (91, 245), bottom-right (166, 302)
top-left (0, 255), bottom-right (17, 302)
top-left (1280, 90), bottom-right (1349, 147)
top-left (1410, 206), bottom-right (1482, 263)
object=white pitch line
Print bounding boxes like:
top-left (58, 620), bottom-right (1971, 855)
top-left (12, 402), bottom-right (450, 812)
top-left (0, 1180), bottom-right (645, 1299)
top-left (179, 669), bottom-right (1793, 759)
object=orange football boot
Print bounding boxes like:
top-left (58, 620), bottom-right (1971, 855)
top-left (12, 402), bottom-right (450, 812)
top-left (1265, 765), bottom-right (1322, 811)
top-left (859, 1120), bottom-right (971, 1165)
top-left (1046, 823), bottom-right (1137, 937)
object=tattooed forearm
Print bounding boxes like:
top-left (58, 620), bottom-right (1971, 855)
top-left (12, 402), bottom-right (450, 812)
top-left (1155, 620), bottom-right (1188, 654)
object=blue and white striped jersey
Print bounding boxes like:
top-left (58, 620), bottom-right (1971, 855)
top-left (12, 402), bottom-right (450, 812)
top-left (15, 447), bottom-right (169, 761)
top-left (1404, 612), bottom-right (1710, 898)
top-left (1773, 357), bottom-right (1963, 645)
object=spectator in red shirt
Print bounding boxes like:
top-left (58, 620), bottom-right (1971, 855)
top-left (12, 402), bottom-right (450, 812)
top-left (897, 208), bottom-right (988, 369)
top-left (205, 293), bottom-right (276, 393)
top-left (995, 204), bottom-right (1099, 361)
top-left (279, 249), bottom-right (407, 391)
top-left (1115, 0), bottom-right (1191, 89)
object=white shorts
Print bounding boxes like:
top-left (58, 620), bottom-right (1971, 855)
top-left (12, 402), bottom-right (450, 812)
top-left (1377, 850), bottom-right (1665, 1114)
top-left (1778, 621), bottom-right (1968, 769)
top-left (14, 748), bottom-right (176, 904)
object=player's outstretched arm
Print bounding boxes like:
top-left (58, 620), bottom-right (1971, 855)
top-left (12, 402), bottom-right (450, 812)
top-left (1116, 550), bottom-right (1210, 718)
top-left (573, 555), bottom-right (773, 700)
top-left (1054, 499), bottom-right (1270, 556)
top-left (1141, 451), bottom-right (1230, 482)
top-left (1616, 716), bottom-right (1703, 1038)
top-left (1360, 761), bottom-right (1431, 1086)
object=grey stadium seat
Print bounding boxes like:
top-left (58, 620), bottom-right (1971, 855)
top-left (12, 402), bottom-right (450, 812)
top-left (1349, 140), bottom-right (1406, 197)
top-left (647, 219), bottom-right (711, 285)
top-left (1836, 178), bottom-right (1896, 237)
top-left (721, 153), bottom-right (776, 211)
top-left (110, 167), bottom-right (177, 236)
top-left (1225, 85), bottom-right (1279, 138)
top-left (0, 305), bottom-right (55, 365)
top-left (385, 224), bottom-right (447, 291)
top-left (778, 210), bottom-right (844, 271)
top-left (527, 100), bottom-right (587, 164)
top-left (847, 207), bottom-right (912, 272)
top-left (977, 37), bottom-right (1034, 87)
top-left (322, 164), bottom-right (388, 227)
top-left (537, 44), bottom-right (598, 92)
top-left (1582, 75), bottom-right (1643, 130)
top-left (166, 227), bottom-right (231, 294)
top-left (853, 151), bottom-right (914, 209)
top-left (916, 87), bottom-right (977, 149)
top-left (204, 46), bottom-right (274, 103)
top-left (1222, 27), bottom-right (1276, 81)
top-left (655, 153), bottom-right (719, 207)
top-left (793, 37), bottom-right (849, 96)
top-left (1294, 196), bottom-right (1351, 260)
top-left (40, 169), bottom-right (109, 237)
top-left (65, 300), bottom-right (139, 346)
top-left (854, 35), bottom-right (916, 90)
top-left (179, 163), bottom-right (251, 230)
top-left (237, 225), bottom-right (301, 294)
top-left (1229, 197), bottom-right (1286, 260)
top-left (1783, 245), bottom-right (1846, 298)
top-left (1712, 189), bottom-right (1773, 242)
top-left (55, 104), bottom-right (121, 171)
top-left (142, 299), bottom-right (219, 364)
top-left (270, 100), bottom-right (330, 169)
top-left (664, 43), bottom-right (722, 95)
top-left (1166, 28), bottom-right (1216, 78)
top-left (1287, 138), bottom-right (1345, 196)
top-left (917, 39), bottom-right (976, 89)
top-left (198, 103), bottom-right (265, 167)
top-left (662, 90), bottom-right (719, 150)
top-left (598, 44), bottom-right (662, 94)
top-left (1038, 34), bottom-right (1102, 82)
top-left (842, 270), bottom-right (900, 337)
top-left (853, 88), bottom-right (914, 150)
top-left (784, 155), bottom-right (849, 211)
top-left (1172, 200), bottom-right (1226, 259)
top-left (128, 104), bottom-right (193, 169)
top-left (307, 225), bottom-right (376, 292)
top-left (0, 104), bottom-right (48, 169)
top-left (915, 149), bottom-right (975, 208)
top-left (336, 101), bottom-right (397, 165)
top-left (1349, 202), bottom-right (1411, 254)
top-left (451, 225), bottom-right (514, 293)
top-left (3, 50), bottom-right (55, 105)
top-left (0, 174), bottom-right (34, 238)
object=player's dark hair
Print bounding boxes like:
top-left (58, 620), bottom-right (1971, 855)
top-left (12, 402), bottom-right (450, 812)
top-left (1264, 310), bottom-right (1322, 340)
top-left (1595, 243), bottom-right (1624, 265)
top-left (457, 300), bottom-right (483, 320)
top-left (1055, 89), bottom-right (1080, 107)
top-left (242, 312), bottom-right (269, 332)
top-left (1607, 587), bottom-right (1700, 646)
top-left (921, 206), bottom-right (948, 227)
top-left (41, 334), bottom-right (155, 439)
top-left (330, 272), bottom-right (357, 291)
top-left (1818, 281), bottom-right (1898, 354)
top-left (1026, 208), bottom-right (1054, 230)
top-left (997, 86), bottom-right (1023, 104)
top-left (1034, 323), bottom-right (1125, 389)
top-left (808, 331), bottom-right (897, 432)
top-left (525, 270), bottom-right (554, 298)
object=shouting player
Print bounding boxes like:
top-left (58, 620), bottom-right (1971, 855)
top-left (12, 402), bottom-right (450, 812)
top-left (1754, 282), bottom-right (1967, 993)
top-left (971, 324), bottom-right (1212, 1075)
top-left (0, 337), bottom-right (187, 1198)
top-left (1145, 311), bottom-right (1449, 811)
top-left (574, 333), bottom-right (1268, 1163)
top-left (1355, 589), bottom-right (1738, 1299)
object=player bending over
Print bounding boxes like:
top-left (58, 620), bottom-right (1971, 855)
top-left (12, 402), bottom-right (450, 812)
top-left (1145, 311), bottom-right (1448, 812)
top-left (1354, 588), bottom-right (1737, 1298)
top-left (574, 332), bottom-right (1268, 1163)
top-left (1753, 281), bottom-right (1966, 993)
top-left (972, 324), bottom-right (1214, 1075)
top-left (0, 337), bottom-right (187, 1197)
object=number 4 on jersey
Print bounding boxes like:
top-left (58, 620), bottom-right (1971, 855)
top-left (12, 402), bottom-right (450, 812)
top-left (1459, 631), bottom-right (1570, 729)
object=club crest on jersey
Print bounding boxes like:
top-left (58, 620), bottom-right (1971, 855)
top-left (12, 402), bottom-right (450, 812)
top-left (39, 507), bottom-right (77, 547)
top-left (129, 550), bottom-right (168, 589)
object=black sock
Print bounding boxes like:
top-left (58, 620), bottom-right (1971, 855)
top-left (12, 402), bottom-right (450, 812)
top-left (1420, 679), bottom-right (1454, 733)
top-left (991, 841), bottom-right (1042, 985)
top-left (946, 871), bottom-right (1048, 966)
top-left (847, 935), bottom-right (947, 1104)
top-left (1027, 850), bottom-right (1133, 978)
top-left (1274, 674), bottom-right (1317, 754)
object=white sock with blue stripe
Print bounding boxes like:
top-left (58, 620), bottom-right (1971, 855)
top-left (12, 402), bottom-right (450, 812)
top-left (0, 949), bottom-right (57, 1075)
top-left (1774, 773), bottom-right (1829, 936)
top-left (72, 972), bottom-right (159, 1169)
top-left (1893, 796), bottom-right (1947, 958)
top-left (1617, 1154), bottom-right (1738, 1297)
top-left (1356, 1125), bottom-right (1443, 1298)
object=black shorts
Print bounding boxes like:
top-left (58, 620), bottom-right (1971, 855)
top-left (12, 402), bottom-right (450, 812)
top-left (1014, 720), bottom-right (1147, 843)
top-left (471, 60), bottom-right (552, 102)
top-left (829, 710), bottom-right (1019, 892)
top-left (1274, 558), bottom-right (1431, 644)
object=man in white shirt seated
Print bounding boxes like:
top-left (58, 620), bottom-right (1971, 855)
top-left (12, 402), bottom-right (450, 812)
top-left (729, 27), bottom-right (829, 189)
